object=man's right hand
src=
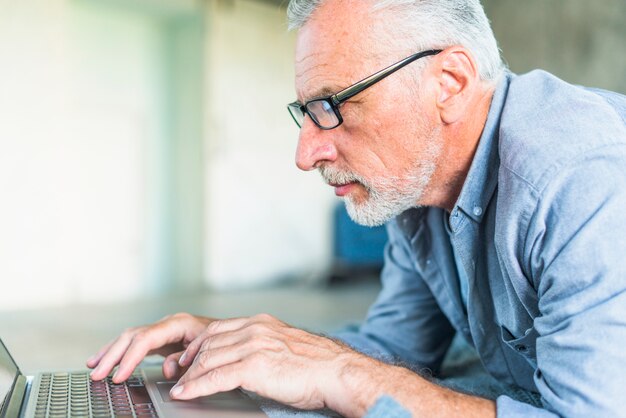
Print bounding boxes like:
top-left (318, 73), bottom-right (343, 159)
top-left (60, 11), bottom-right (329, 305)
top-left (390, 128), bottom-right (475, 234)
top-left (86, 312), bottom-right (213, 383)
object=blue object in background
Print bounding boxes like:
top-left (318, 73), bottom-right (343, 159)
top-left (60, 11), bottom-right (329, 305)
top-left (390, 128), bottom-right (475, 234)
top-left (331, 203), bottom-right (388, 279)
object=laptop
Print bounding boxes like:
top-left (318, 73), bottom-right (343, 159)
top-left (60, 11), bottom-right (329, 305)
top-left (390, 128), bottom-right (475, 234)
top-left (0, 338), bottom-right (268, 417)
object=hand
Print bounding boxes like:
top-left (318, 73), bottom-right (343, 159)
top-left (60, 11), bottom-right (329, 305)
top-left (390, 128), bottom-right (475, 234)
top-left (169, 313), bottom-right (364, 412)
top-left (87, 312), bottom-right (213, 383)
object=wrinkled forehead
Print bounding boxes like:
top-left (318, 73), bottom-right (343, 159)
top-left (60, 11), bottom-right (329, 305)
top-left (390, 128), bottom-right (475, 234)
top-left (293, 0), bottom-right (392, 101)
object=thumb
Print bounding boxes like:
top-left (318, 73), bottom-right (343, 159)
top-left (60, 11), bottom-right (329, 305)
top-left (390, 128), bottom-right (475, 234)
top-left (163, 352), bottom-right (188, 380)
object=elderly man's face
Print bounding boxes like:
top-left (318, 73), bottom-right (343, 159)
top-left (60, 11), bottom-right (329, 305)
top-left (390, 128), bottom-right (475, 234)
top-left (294, 0), bottom-right (443, 226)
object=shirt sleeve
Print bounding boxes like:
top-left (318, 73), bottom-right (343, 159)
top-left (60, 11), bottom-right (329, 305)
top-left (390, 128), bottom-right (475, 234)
top-left (496, 395), bottom-right (555, 417)
top-left (363, 395), bottom-right (411, 418)
top-left (518, 146), bottom-right (626, 417)
top-left (334, 215), bottom-right (455, 373)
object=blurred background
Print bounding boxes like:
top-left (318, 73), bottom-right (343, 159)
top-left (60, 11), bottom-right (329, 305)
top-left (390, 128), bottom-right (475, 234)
top-left (0, 0), bottom-right (625, 314)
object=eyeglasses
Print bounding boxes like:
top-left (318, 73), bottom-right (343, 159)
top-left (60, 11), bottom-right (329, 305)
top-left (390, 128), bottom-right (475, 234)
top-left (287, 49), bottom-right (442, 130)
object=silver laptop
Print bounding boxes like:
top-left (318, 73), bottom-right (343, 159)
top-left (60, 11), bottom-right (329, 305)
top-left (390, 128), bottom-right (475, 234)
top-left (0, 338), bottom-right (268, 417)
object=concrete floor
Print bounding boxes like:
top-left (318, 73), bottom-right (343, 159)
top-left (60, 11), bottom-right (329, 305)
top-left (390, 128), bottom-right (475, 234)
top-left (0, 279), bottom-right (380, 373)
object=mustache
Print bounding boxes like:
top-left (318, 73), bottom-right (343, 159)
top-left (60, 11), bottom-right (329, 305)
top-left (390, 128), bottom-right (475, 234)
top-left (318, 165), bottom-right (366, 187)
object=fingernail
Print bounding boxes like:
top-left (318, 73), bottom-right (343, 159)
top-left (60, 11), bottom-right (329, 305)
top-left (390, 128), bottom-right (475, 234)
top-left (170, 384), bottom-right (183, 398)
top-left (168, 359), bottom-right (178, 369)
top-left (179, 352), bottom-right (187, 365)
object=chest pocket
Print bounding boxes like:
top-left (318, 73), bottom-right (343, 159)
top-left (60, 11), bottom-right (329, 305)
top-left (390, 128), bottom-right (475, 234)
top-left (500, 325), bottom-right (539, 369)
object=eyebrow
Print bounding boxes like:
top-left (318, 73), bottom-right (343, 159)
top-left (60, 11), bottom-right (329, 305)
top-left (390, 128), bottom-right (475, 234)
top-left (299, 86), bottom-right (341, 104)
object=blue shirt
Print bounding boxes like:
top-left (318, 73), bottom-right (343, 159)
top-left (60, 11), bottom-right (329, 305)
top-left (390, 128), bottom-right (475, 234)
top-left (445, 215), bottom-right (469, 311)
top-left (336, 70), bottom-right (626, 417)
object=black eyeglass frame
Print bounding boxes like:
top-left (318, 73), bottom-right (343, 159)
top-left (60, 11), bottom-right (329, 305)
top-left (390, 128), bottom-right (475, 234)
top-left (287, 49), bottom-right (442, 130)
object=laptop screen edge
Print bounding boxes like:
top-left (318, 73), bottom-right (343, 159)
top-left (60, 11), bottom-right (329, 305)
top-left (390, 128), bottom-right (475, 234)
top-left (0, 338), bottom-right (23, 418)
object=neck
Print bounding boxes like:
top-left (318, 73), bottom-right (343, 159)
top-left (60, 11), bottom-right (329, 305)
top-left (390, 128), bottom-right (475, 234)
top-left (426, 85), bottom-right (496, 212)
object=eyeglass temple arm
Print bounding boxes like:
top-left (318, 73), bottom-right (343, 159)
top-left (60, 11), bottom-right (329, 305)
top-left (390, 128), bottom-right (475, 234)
top-left (331, 49), bottom-right (442, 105)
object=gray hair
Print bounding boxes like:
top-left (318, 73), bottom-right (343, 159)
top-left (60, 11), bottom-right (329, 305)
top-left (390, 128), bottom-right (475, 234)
top-left (287, 0), bottom-right (505, 82)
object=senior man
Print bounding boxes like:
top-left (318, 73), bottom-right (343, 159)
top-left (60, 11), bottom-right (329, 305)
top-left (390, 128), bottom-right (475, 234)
top-left (88, 0), bottom-right (626, 417)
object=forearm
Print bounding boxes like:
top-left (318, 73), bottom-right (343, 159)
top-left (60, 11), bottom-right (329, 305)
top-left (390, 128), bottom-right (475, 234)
top-left (327, 353), bottom-right (495, 418)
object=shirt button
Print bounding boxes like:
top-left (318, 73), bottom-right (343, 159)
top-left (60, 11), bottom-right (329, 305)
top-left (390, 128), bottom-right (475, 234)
top-left (473, 206), bottom-right (483, 217)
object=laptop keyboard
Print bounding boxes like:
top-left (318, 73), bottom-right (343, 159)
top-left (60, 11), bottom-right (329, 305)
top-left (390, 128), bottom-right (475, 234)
top-left (33, 371), bottom-right (159, 418)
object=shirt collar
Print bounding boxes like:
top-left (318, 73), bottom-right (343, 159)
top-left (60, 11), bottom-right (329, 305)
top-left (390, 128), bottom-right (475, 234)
top-left (451, 73), bottom-right (511, 225)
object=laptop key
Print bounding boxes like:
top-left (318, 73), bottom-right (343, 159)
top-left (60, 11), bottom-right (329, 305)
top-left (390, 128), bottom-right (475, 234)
top-left (128, 384), bottom-right (151, 405)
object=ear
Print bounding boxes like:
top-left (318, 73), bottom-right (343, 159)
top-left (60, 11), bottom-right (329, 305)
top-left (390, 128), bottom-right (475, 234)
top-left (433, 47), bottom-right (480, 124)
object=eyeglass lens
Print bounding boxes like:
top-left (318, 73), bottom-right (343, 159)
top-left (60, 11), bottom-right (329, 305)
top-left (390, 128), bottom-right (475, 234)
top-left (306, 99), bottom-right (339, 129)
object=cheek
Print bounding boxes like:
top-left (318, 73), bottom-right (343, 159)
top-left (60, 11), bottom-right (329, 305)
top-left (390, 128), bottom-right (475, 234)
top-left (345, 127), bottom-right (390, 172)
top-left (336, 97), bottom-right (433, 174)
top-left (337, 119), bottom-right (412, 177)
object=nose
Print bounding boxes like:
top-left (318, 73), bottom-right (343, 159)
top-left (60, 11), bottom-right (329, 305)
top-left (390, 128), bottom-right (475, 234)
top-left (295, 117), bottom-right (338, 171)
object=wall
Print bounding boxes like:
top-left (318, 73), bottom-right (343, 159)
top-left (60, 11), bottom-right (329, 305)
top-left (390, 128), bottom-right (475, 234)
top-left (0, 1), bottom-right (155, 308)
top-left (483, 0), bottom-right (626, 93)
top-left (203, 0), bottom-right (335, 289)
top-left (0, 0), bottom-right (206, 309)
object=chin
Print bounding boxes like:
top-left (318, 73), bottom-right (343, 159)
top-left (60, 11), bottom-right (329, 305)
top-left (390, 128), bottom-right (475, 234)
top-left (344, 201), bottom-right (393, 227)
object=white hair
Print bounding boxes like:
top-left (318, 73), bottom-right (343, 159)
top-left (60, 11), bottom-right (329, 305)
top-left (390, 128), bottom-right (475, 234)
top-left (318, 124), bottom-right (442, 226)
top-left (287, 0), bottom-right (505, 82)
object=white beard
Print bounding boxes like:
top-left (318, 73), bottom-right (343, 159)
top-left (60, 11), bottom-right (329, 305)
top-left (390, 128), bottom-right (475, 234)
top-left (318, 132), bottom-right (442, 227)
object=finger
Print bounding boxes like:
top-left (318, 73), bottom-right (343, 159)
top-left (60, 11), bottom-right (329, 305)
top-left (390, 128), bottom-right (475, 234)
top-left (163, 352), bottom-right (185, 380)
top-left (179, 317), bottom-right (250, 367)
top-left (90, 314), bottom-right (211, 383)
top-left (113, 320), bottom-right (192, 383)
top-left (170, 361), bottom-right (245, 401)
top-left (90, 331), bottom-right (142, 381)
top-left (181, 328), bottom-right (245, 368)
top-left (86, 340), bottom-right (115, 369)
top-left (178, 340), bottom-right (253, 386)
